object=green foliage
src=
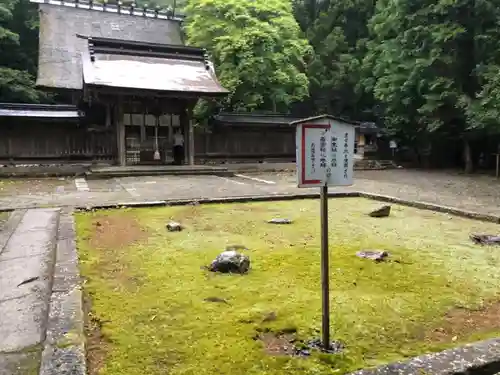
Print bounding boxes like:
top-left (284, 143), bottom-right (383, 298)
top-left (465, 65), bottom-right (500, 131)
top-left (0, 0), bottom-right (47, 103)
top-left (361, 0), bottom-right (500, 140)
top-left (0, 67), bottom-right (41, 102)
top-left (184, 0), bottom-right (311, 114)
top-left (294, 0), bottom-right (376, 119)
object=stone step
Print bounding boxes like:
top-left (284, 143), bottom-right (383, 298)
top-left (86, 164), bottom-right (233, 179)
top-left (354, 159), bottom-right (398, 170)
top-left (0, 209), bottom-right (60, 373)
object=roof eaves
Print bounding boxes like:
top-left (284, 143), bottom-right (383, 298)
top-left (0, 108), bottom-right (83, 119)
top-left (83, 35), bottom-right (207, 62)
top-left (289, 114), bottom-right (358, 126)
top-left (0, 103), bottom-right (78, 111)
top-left (214, 112), bottom-right (300, 124)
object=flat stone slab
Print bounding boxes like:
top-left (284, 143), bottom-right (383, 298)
top-left (0, 208), bottom-right (59, 261)
top-left (0, 208), bottom-right (59, 353)
top-left (0, 254), bottom-right (53, 301)
top-left (0, 210), bottom-right (25, 256)
top-left (0, 293), bottom-right (49, 352)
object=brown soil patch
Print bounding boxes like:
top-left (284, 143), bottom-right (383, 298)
top-left (89, 214), bottom-right (148, 250)
top-left (260, 332), bottom-right (296, 356)
top-left (426, 302), bottom-right (500, 343)
top-left (88, 214), bottom-right (147, 289)
top-left (84, 292), bottom-right (109, 375)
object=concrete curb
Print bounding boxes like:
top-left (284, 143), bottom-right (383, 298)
top-left (74, 192), bottom-right (360, 211)
top-left (359, 192), bottom-right (500, 223)
top-left (73, 192), bottom-right (500, 225)
top-left (85, 170), bottom-right (235, 179)
top-left (349, 337), bottom-right (500, 375)
top-left (39, 210), bottom-right (86, 375)
top-left (0, 165), bottom-right (89, 178)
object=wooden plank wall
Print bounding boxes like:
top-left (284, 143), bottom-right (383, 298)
top-left (0, 120), bottom-right (115, 162)
top-left (0, 121), bottom-right (295, 163)
top-left (194, 125), bottom-right (296, 161)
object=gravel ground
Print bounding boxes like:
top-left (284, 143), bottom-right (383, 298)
top-left (0, 169), bottom-right (498, 215)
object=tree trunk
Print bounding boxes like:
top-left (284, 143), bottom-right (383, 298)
top-left (463, 139), bottom-right (473, 173)
top-left (413, 146), bottom-right (422, 167)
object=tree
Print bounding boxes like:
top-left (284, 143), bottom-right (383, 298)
top-left (294, 0), bottom-right (376, 119)
top-left (0, 0), bottom-right (47, 103)
top-left (184, 0), bottom-right (311, 116)
top-left (362, 0), bottom-right (500, 171)
top-left (460, 1), bottom-right (500, 130)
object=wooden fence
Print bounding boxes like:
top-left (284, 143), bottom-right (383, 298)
top-left (194, 124), bottom-right (296, 161)
top-left (0, 120), bottom-right (115, 162)
top-left (0, 119), bottom-right (298, 163)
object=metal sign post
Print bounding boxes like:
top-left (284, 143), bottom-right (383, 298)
top-left (291, 114), bottom-right (355, 351)
top-left (320, 183), bottom-right (330, 348)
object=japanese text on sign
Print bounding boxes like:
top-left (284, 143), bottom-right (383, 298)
top-left (296, 120), bottom-right (355, 188)
top-left (331, 136), bottom-right (338, 168)
top-left (311, 142), bottom-right (316, 173)
top-left (343, 132), bottom-right (349, 179)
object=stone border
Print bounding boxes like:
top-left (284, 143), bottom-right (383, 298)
top-left (360, 192), bottom-right (500, 223)
top-left (74, 192), bottom-right (500, 224)
top-left (68, 192), bottom-right (500, 375)
top-left (349, 338), bottom-right (500, 375)
top-left (0, 164), bottom-right (89, 178)
top-left (39, 209), bottom-right (86, 375)
top-left (0, 163), bottom-right (391, 178)
top-left (74, 192), bottom-right (359, 211)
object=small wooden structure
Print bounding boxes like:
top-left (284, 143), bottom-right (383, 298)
top-left (30, 0), bottom-right (228, 166)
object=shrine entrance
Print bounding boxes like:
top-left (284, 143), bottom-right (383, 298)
top-left (121, 98), bottom-right (186, 165)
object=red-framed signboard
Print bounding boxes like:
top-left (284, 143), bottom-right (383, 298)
top-left (293, 115), bottom-right (356, 188)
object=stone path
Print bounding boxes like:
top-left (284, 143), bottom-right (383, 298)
top-left (1, 169), bottom-right (500, 216)
top-left (0, 209), bottom-right (60, 375)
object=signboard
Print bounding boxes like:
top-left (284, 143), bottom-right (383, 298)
top-left (296, 119), bottom-right (355, 188)
top-left (291, 114), bottom-right (357, 351)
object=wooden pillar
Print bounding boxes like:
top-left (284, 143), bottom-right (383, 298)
top-left (115, 97), bottom-right (126, 166)
top-left (357, 133), bottom-right (365, 159)
top-left (105, 104), bottom-right (111, 128)
top-left (187, 107), bottom-right (195, 165)
top-left (180, 108), bottom-right (188, 165)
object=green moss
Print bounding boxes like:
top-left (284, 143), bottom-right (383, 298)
top-left (55, 331), bottom-right (84, 349)
top-left (4, 346), bottom-right (42, 375)
top-left (76, 198), bottom-right (500, 375)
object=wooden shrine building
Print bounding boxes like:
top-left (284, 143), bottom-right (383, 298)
top-left (31, 0), bottom-right (228, 166)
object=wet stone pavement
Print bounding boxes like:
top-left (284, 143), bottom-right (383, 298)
top-left (0, 209), bottom-right (60, 374)
top-left (0, 169), bottom-right (499, 215)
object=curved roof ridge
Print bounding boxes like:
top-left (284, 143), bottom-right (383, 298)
top-left (30, 0), bottom-right (185, 21)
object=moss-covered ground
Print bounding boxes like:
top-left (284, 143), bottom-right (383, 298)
top-left (76, 198), bottom-right (500, 375)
